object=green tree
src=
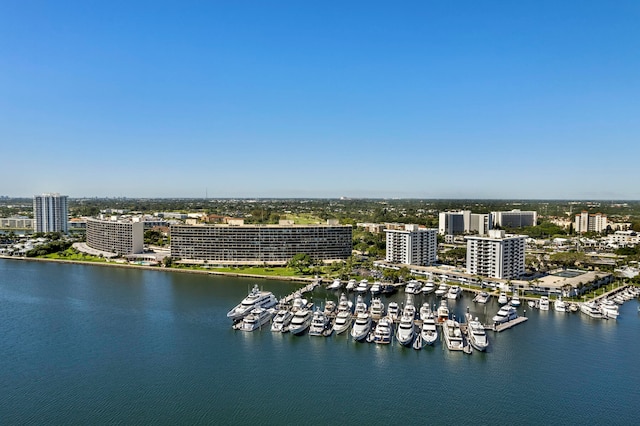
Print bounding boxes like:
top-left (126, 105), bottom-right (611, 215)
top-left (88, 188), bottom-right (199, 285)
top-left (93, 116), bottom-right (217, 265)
top-left (287, 253), bottom-right (313, 274)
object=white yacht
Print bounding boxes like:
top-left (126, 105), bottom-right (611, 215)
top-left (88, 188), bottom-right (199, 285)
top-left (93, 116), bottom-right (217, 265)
top-left (539, 296), bottom-right (550, 311)
top-left (291, 293), bottom-right (309, 312)
top-left (289, 308), bottom-right (313, 335)
top-left (373, 316), bottom-right (393, 344)
top-left (355, 280), bottom-right (369, 293)
top-left (467, 318), bottom-right (489, 351)
top-left (395, 309), bottom-right (416, 347)
top-left (554, 296), bottom-right (566, 312)
top-left (492, 305), bottom-right (518, 324)
top-left (337, 293), bottom-right (352, 313)
top-left (327, 279), bottom-right (342, 290)
top-left (447, 285), bottom-right (461, 300)
top-left (345, 279), bottom-right (357, 291)
top-left (309, 309), bottom-right (330, 336)
top-left (387, 302), bottom-right (400, 321)
top-left (227, 284), bottom-right (279, 321)
top-left (435, 283), bottom-right (449, 297)
top-left (370, 297), bottom-right (385, 320)
top-left (270, 308), bottom-right (293, 332)
top-left (580, 301), bottom-right (603, 319)
top-left (473, 292), bottom-right (490, 304)
top-left (405, 280), bottom-right (422, 294)
top-left (323, 300), bottom-right (337, 316)
top-left (332, 310), bottom-right (353, 334)
top-left (511, 290), bottom-right (521, 307)
top-left (236, 307), bottom-right (274, 332)
top-left (354, 294), bottom-right (368, 315)
top-left (436, 300), bottom-right (449, 323)
top-left (599, 299), bottom-right (619, 319)
top-left (421, 311), bottom-right (438, 345)
top-left (422, 279), bottom-right (435, 294)
top-left (442, 319), bottom-right (464, 351)
top-left (369, 281), bottom-right (382, 295)
top-left (350, 312), bottom-right (372, 341)
top-left (497, 292), bottom-right (509, 305)
top-left (419, 302), bottom-right (432, 321)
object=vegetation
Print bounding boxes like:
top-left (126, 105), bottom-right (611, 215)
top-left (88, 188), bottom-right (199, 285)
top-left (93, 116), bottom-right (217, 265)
top-left (42, 248), bottom-right (107, 262)
top-left (26, 240), bottom-right (72, 257)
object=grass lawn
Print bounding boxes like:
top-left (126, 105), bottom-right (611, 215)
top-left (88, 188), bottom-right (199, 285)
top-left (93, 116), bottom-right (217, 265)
top-left (42, 248), bottom-right (107, 262)
top-left (281, 213), bottom-right (324, 225)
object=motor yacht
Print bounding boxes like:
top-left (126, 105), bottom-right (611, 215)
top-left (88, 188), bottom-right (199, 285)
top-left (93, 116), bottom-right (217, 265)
top-left (387, 302), bottom-right (400, 321)
top-left (467, 318), bottom-right (489, 351)
top-left (527, 300), bottom-right (536, 309)
top-left (327, 279), bottom-right (342, 291)
top-left (435, 283), bottom-right (449, 297)
top-left (395, 308), bottom-right (416, 347)
top-left (511, 290), bottom-right (521, 307)
top-left (373, 316), bottom-right (393, 344)
top-left (370, 297), bottom-right (385, 320)
top-left (580, 301), bottom-right (603, 319)
top-left (539, 296), bottom-right (550, 311)
top-left (442, 319), bottom-right (463, 351)
top-left (355, 280), bottom-right (369, 293)
top-left (332, 310), bottom-right (353, 334)
top-left (419, 302), bottom-right (432, 321)
top-left (380, 284), bottom-right (397, 295)
top-left (422, 279), bottom-right (435, 294)
top-left (345, 279), bottom-right (357, 291)
top-left (473, 292), bottom-right (490, 304)
top-left (492, 305), bottom-right (517, 324)
top-left (447, 285), bottom-right (461, 300)
top-left (291, 293), bottom-right (309, 312)
top-left (236, 307), bottom-right (274, 332)
top-left (350, 312), bottom-right (372, 341)
top-left (337, 293), bottom-right (352, 313)
top-left (369, 281), bottom-right (382, 295)
top-left (289, 308), bottom-right (313, 335)
top-left (323, 300), bottom-right (337, 316)
top-left (354, 294), bottom-right (368, 315)
top-left (270, 308), bottom-right (294, 332)
top-left (497, 292), bottom-right (509, 305)
top-left (599, 299), bottom-right (619, 319)
top-left (554, 296), bottom-right (566, 312)
top-left (421, 311), bottom-right (438, 345)
top-left (405, 280), bottom-right (422, 294)
top-left (227, 284), bottom-right (278, 321)
top-left (436, 300), bottom-right (449, 323)
top-left (309, 309), bottom-right (330, 336)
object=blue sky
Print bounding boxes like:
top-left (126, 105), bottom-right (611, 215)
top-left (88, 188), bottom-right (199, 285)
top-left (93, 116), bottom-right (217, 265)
top-left (1, 1), bottom-right (639, 199)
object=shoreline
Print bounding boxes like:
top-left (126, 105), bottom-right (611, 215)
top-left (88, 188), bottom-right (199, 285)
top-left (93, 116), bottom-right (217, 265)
top-left (0, 255), bottom-right (317, 284)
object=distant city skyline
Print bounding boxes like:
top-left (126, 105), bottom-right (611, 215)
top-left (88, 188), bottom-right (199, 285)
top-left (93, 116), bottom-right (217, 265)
top-left (2, 2), bottom-right (639, 199)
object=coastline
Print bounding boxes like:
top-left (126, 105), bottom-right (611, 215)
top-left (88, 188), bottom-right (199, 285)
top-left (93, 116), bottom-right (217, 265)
top-left (0, 255), bottom-right (317, 284)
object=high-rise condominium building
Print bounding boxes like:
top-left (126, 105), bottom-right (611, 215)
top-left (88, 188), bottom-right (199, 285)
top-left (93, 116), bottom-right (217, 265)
top-left (385, 224), bottom-right (438, 266)
top-left (491, 210), bottom-right (537, 228)
top-left (33, 193), bottom-right (68, 233)
top-left (438, 211), bottom-right (492, 235)
top-left (86, 218), bottom-right (144, 255)
top-left (574, 211), bottom-right (608, 234)
top-left (465, 230), bottom-right (526, 279)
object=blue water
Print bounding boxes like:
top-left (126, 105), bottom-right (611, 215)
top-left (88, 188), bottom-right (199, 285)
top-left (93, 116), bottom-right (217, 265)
top-left (1, 259), bottom-right (638, 424)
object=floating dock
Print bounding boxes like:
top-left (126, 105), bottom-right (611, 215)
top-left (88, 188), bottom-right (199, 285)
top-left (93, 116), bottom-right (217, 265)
top-left (492, 316), bottom-right (528, 332)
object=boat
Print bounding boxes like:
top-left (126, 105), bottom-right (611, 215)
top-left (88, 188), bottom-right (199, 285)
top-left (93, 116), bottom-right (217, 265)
top-left (270, 308), bottom-right (294, 332)
top-left (473, 291), bottom-right (490, 304)
top-left (355, 280), bottom-right (369, 293)
top-left (395, 307), bottom-right (416, 347)
top-left (291, 293), bottom-right (309, 312)
top-left (345, 279), bottom-right (357, 291)
top-left (405, 279), bottom-right (422, 294)
top-left (327, 279), bottom-right (342, 291)
top-left (413, 333), bottom-right (423, 350)
top-left (332, 310), bottom-right (353, 334)
top-left (289, 308), bottom-right (313, 335)
top-left (436, 300), bottom-right (449, 323)
top-left (435, 283), bottom-right (449, 297)
top-left (309, 309), bottom-right (330, 336)
top-left (422, 279), bottom-right (435, 294)
top-left (511, 290), bottom-right (521, 307)
top-left (527, 300), bottom-right (536, 309)
top-left (497, 292), bottom-right (509, 305)
top-left (467, 318), bottom-right (489, 351)
top-left (350, 312), bottom-right (372, 341)
top-left (419, 302), bottom-right (431, 321)
top-left (380, 284), bottom-right (397, 295)
top-left (446, 285), bottom-right (461, 300)
top-left (370, 297), bottom-right (385, 320)
top-left (387, 302), bottom-right (400, 321)
top-left (337, 293), bottom-right (352, 313)
top-left (370, 281), bottom-right (382, 295)
top-left (227, 284), bottom-right (278, 321)
top-left (580, 301), bottom-right (603, 319)
top-left (354, 294), bottom-right (368, 315)
top-left (539, 296), bottom-right (550, 311)
top-left (323, 300), bottom-right (337, 316)
top-left (554, 296), bottom-right (566, 312)
top-left (373, 316), bottom-right (393, 344)
top-left (442, 319), bottom-right (464, 351)
top-left (421, 311), bottom-right (438, 345)
top-left (236, 307), bottom-right (274, 332)
top-left (492, 305), bottom-right (518, 324)
top-left (569, 303), bottom-right (579, 312)
top-left (599, 299), bottom-right (619, 319)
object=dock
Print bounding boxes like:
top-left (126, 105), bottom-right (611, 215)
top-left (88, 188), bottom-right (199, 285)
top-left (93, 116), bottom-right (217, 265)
top-left (492, 316), bottom-right (528, 332)
top-left (281, 279), bottom-right (322, 304)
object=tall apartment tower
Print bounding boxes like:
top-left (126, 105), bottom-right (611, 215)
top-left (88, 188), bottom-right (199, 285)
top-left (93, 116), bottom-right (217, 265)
top-left (439, 211), bottom-right (492, 235)
top-left (491, 210), bottom-right (537, 228)
top-left (465, 230), bottom-right (526, 279)
top-left (574, 211), bottom-right (608, 234)
top-left (385, 224), bottom-right (438, 266)
top-left (33, 193), bottom-right (68, 233)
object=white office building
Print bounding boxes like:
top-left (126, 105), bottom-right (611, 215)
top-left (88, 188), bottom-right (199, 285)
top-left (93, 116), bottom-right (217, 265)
top-left (33, 193), bottom-right (68, 233)
top-left (439, 211), bottom-right (492, 235)
top-left (465, 230), bottom-right (526, 279)
top-left (385, 224), bottom-right (437, 266)
top-left (491, 210), bottom-right (537, 228)
top-left (575, 211), bottom-right (608, 234)
top-left (86, 218), bottom-right (144, 256)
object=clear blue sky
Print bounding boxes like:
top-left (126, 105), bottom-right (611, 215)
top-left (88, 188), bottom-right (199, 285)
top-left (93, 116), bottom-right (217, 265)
top-left (1, 1), bottom-right (638, 199)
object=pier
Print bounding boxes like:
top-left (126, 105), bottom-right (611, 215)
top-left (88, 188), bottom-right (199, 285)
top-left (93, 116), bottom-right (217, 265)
top-left (281, 279), bottom-right (322, 304)
top-left (492, 316), bottom-right (528, 332)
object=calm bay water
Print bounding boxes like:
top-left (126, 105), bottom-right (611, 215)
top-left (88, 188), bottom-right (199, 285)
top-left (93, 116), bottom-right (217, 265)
top-left (1, 259), bottom-right (639, 424)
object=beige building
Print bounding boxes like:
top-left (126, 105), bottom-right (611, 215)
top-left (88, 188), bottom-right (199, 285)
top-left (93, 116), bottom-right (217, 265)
top-left (574, 211), bottom-right (608, 234)
top-left (385, 224), bottom-right (438, 266)
top-left (86, 218), bottom-right (144, 256)
top-left (466, 230), bottom-right (526, 279)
